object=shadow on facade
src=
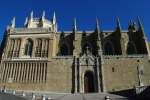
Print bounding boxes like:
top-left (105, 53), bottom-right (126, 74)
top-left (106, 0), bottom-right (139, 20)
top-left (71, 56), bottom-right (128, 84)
top-left (110, 86), bottom-right (150, 100)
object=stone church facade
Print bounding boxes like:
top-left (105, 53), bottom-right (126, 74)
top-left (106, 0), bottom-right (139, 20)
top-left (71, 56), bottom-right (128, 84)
top-left (0, 11), bottom-right (150, 94)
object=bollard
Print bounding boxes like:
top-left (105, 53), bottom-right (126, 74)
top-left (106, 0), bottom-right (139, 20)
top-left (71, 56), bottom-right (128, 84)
top-left (32, 93), bottom-right (36, 99)
top-left (105, 96), bottom-right (110, 100)
top-left (47, 97), bottom-right (53, 100)
top-left (22, 91), bottom-right (26, 97)
top-left (42, 95), bottom-right (46, 100)
top-left (13, 90), bottom-right (16, 95)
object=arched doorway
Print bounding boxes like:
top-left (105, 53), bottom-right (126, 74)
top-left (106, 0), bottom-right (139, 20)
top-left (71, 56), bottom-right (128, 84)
top-left (84, 71), bottom-right (95, 93)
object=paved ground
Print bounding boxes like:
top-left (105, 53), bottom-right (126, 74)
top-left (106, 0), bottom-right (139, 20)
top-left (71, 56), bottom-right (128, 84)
top-left (0, 93), bottom-right (28, 100)
top-left (0, 92), bottom-right (128, 100)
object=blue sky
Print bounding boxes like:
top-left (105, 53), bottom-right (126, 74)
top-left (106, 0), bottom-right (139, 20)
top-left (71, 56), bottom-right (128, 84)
top-left (0, 0), bottom-right (150, 41)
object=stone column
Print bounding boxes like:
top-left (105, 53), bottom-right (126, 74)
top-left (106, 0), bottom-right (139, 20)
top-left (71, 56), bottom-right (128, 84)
top-left (34, 63), bottom-right (37, 83)
top-left (28, 63), bottom-right (32, 82)
top-left (4, 39), bottom-right (10, 58)
top-left (3, 63), bottom-right (8, 82)
top-left (74, 57), bottom-right (77, 93)
top-left (13, 63), bottom-right (16, 82)
top-left (17, 39), bottom-right (21, 57)
top-left (31, 63), bottom-right (34, 82)
top-left (10, 39), bottom-right (15, 57)
top-left (19, 38), bottom-right (25, 57)
top-left (16, 63), bottom-right (20, 82)
top-left (100, 58), bottom-right (106, 92)
top-left (45, 63), bottom-right (47, 83)
top-left (6, 63), bottom-right (10, 82)
top-left (42, 63), bottom-right (45, 82)
top-left (39, 63), bottom-right (42, 82)
top-left (9, 63), bottom-right (13, 82)
top-left (25, 63), bottom-right (29, 82)
top-left (96, 58), bottom-right (101, 92)
top-left (1, 63), bottom-right (6, 82)
top-left (32, 38), bottom-right (36, 57)
top-left (21, 62), bottom-right (25, 83)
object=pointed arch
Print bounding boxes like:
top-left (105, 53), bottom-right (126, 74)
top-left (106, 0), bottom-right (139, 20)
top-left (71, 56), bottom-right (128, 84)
top-left (24, 39), bottom-right (33, 56)
top-left (127, 41), bottom-right (137, 54)
top-left (84, 71), bottom-right (95, 93)
top-left (103, 41), bottom-right (114, 55)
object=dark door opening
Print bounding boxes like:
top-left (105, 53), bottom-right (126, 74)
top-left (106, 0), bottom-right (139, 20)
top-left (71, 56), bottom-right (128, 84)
top-left (84, 71), bottom-right (95, 93)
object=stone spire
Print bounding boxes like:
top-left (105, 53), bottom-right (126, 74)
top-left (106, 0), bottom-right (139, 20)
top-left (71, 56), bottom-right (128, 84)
top-left (116, 17), bottom-right (121, 31)
top-left (73, 17), bottom-right (77, 40)
top-left (7, 17), bottom-right (15, 32)
top-left (52, 11), bottom-right (56, 24)
top-left (11, 17), bottom-right (15, 28)
top-left (42, 11), bottom-right (45, 20)
top-left (7, 17), bottom-right (15, 30)
top-left (73, 17), bottom-right (77, 32)
top-left (95, 17), bottom-right (103, 59)
top-left (95, 17), bottom-right (101, 41)
top-left (30, 10), bottom-right (33, 19)
top-left (24, 17), bottom-right (28, 26)
top-left (95, 17), bottom-right (100, 34)
top-left (137, 16), bottom-right (145, 36)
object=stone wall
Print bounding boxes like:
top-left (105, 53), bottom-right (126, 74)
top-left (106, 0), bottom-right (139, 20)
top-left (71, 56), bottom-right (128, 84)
top-left (103, 57), bottom-right (150, 92)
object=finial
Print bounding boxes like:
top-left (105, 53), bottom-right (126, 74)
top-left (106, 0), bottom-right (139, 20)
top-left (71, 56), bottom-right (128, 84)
top-left (42, 10), bottom-right (45, 19)
top-left (11, 17), bottom-right (15, 28)
top-left (95, 17), bottom-right (100, 33)
top-left (128, 20), bottom-right (135, 31)
top-left (24, 17), bottom-right (28, 26)
top-left (116, 17), bottom-right (121, 30)
top-left (73, 17), bottom-right (77, 31)
top-left (53, 11), bottom-right (56, 24)
top-left (30, 10), bottom-right (33, 19)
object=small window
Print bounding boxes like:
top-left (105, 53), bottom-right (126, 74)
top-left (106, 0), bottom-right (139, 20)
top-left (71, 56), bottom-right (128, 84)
top-left (112, 67), bottom-right (115, 72)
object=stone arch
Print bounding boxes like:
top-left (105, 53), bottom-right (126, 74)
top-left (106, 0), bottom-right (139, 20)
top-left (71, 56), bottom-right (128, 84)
top-left (83, 70), bottom-right (96, 93)
top-left (24, 38), bottom-right (33, 56)
top-left (103, 41), bottom-right (114, 55)
top-left (60, 42), bottom-right (70, 56)
top-left (127, 41), bottom-right (137, 54)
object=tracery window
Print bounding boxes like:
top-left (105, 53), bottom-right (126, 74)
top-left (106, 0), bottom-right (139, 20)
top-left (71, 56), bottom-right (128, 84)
top-left (60, 44), bottom-right (69, 56)
top-left (127, 42), bottom-right (137, 55)
top-left (103, 41), bottom-right (114, 55)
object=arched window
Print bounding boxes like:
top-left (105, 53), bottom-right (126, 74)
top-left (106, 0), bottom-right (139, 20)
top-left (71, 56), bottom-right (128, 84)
top-left (60, 44), bottom-right (69, 56)
top-left (127, 42), bottom-right (137, 54)
top-left (24, 39), bottom-right (33, 56)
top-left (84, 71), bottom-right (95, 93)
top-left (104, 41), bottom-right (114, 55)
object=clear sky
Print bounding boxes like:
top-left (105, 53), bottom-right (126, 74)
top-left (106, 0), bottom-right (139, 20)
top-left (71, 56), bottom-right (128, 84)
top-left (0, 0), bottom-right (150, 41)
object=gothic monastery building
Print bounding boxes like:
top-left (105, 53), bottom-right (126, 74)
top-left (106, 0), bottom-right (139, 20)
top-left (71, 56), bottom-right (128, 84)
top-left (0, 11), bottom-right (150, 95)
